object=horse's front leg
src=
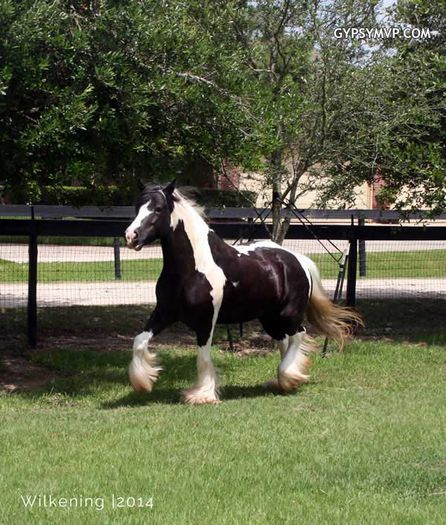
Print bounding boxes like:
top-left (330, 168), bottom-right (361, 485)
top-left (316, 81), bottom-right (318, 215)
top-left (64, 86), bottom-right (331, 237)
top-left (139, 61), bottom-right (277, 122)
top-left (129, 307), bottom-right (172, 393)
top-left (181, 313), bottom-right (220, 405)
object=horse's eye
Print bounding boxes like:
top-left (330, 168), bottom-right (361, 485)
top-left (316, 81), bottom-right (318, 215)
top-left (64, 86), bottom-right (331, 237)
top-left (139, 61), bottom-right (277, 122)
top-left (155, 207), bottom-right (162, 213)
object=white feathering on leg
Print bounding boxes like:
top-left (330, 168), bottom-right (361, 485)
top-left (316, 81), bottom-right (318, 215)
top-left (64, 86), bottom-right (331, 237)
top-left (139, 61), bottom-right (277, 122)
top-left (278, 330), bottom-right (315, 392)
top-left (129, 331), bottom-right (162, 392)
top-left (181, 345), bottom-right (220, 405)
top-left (263, 336), bottom-right (289, 391)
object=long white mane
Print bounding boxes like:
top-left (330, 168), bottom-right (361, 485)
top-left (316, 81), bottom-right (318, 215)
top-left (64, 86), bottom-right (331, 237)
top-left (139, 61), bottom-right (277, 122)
top-left (171, 189), bottom-right (207, 224)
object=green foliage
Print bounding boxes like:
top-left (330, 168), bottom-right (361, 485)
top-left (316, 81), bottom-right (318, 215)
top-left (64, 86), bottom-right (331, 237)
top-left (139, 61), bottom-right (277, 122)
top-left (39, 185), bottom-right (133, 206)
top-left (298, 0), bottom-right (445, 214)
top-left (230, 0), bottom-right (445, 239)
top-left (0, 0), bottom-right (256, 203)
top-left (197, 188), bottom-right (257, 208)
top-left (0, 0), bottom-right (444, 216)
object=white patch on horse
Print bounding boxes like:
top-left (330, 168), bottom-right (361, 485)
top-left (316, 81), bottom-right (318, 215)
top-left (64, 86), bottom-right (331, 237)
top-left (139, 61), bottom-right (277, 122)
top-left (181, 345), bottom-right (219, 404)
top-left (125, 201), bottom-right (154, 243)
top-left (129, 330), bottom-right (162, 392)
top-left (287, 252), bottom-right (313, 299)
top-left (170, 193), bottom-right (226, 322)
top-left (232, 281), bottom-right (239, 288)
top-left (234, 240), bottom-right (278, 255)
top-left (278, 335), bottom-right (289, 357)
top-left (277, 330), bottom-right (314, 391)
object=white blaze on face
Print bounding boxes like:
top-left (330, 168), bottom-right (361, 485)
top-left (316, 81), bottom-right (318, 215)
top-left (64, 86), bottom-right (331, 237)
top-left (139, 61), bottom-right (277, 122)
top-left (125, 201), bottom-right (153, 245)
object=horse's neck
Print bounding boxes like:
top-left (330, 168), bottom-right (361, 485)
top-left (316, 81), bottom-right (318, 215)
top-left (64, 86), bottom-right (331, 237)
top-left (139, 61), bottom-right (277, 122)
top-left (162, 200), bottom-right (221, 273)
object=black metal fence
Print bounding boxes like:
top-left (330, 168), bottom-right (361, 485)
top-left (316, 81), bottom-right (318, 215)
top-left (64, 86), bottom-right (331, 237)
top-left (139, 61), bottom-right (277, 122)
top-left (1, 205), bottom-right (445, 346)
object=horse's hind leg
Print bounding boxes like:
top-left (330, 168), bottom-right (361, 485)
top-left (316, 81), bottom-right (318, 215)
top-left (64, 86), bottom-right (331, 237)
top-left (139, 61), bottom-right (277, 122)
top-left (260, 314), bottom-right (314, 393)
top-left (277, 328), bottom-right (314, 392)
top-left (262, 335), bottom-right (289, 391)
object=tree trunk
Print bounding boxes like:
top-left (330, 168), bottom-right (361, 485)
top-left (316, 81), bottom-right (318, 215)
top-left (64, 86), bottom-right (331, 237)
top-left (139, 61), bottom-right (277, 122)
top-left (274, 168), bottom-right (305, 245)
top-left (270, 148), bottom-right (283, 243)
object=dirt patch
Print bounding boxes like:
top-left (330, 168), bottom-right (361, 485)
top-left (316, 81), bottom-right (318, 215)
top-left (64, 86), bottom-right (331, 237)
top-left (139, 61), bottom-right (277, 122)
top-left (37, 320), bottom-right (276, 355)
top-left (0, 352), bottom-right (60, 393)
top-left (0, 321), bottom-right (278, 393)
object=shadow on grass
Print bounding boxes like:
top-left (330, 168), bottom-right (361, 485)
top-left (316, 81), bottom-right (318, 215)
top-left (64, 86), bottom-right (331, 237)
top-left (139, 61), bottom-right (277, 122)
top-left (101, 355), bottom-right (277, 408)
top-left (1, 300), bottom-right (445, 349)
top-left (101, 383), bottom-right (276, 409)
top-left (7, 348), bottom-right (275, 405)
top-left (221, 383), bottom-right (278, 400)
top-left (357, 299), bottom-right (446, 345)
top-left (101, 389), bottom-right (181, 407)
top-left (3, 299), bottom-right (444, 403)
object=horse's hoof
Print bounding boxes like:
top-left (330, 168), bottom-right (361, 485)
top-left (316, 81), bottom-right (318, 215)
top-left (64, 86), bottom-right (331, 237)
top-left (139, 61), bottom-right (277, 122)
top-left (277, 371), bottom-right (309, 392)
top-left (181, 388), bottom-right (221, 405)
top-left (262, 379), bottom-right (285, 392)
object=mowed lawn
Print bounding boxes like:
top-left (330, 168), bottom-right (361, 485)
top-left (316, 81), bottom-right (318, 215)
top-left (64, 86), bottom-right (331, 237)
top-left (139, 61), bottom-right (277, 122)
top-left (1, 327), bottom-right (446, 523)
top-left (1, 249), bottom-right (446, 282)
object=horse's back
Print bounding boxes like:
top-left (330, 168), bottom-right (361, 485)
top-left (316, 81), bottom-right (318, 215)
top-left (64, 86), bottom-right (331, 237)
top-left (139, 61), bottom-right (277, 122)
top-left (210, 237), bottom-right (311, 324)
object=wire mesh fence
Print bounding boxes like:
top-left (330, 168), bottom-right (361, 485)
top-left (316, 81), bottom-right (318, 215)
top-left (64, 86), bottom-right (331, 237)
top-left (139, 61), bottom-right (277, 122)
top-left (284, 238), bottom-right (446, 300)
top-left (0, 237), bottom-right (162, 307)
top-left (2, 203), bottom-right (446, 351)
top-left (1, 236), bottom-right (445, 311)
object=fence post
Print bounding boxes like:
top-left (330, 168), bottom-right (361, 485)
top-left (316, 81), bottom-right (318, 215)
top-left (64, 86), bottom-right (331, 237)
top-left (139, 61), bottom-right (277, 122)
top-left (27, 207), bottom-right (38, 348)
top-left (346, 218), bottom-right (358, 307)
top-left (358, 216), bottom-right (366, 277)
top-left (113, 237), bottom-right (122, 280)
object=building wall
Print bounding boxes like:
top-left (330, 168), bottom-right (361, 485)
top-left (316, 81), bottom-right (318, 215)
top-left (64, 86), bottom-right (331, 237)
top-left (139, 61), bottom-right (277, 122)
top-left (240, 171), bottom-right (373, 209)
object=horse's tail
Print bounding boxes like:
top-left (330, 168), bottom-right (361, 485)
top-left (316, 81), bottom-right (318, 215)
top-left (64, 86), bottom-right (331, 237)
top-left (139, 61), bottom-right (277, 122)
top-left (304, 256), bottom-right (363, 351)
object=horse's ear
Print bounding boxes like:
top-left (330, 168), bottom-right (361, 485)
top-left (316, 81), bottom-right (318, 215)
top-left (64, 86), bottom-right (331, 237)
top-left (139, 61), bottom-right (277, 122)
top-left (163, 179), bottom-right (176, 196)
top-left (137, 179), bottom-right (146, 192)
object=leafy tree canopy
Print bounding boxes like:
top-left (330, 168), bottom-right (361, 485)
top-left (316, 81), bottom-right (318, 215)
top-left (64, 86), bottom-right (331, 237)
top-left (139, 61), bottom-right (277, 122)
top-left (0, 0), bottom-right (444, 225)
top-left (0, 0), bottom-right (255, 202)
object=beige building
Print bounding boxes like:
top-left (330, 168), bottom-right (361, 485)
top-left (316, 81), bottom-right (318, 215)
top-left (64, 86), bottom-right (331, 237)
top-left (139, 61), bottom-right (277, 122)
top-left (239, 171), bottom-right (375, 209)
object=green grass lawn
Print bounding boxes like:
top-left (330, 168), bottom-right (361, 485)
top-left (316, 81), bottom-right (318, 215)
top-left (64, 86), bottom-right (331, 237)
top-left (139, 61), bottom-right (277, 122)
top-left (1, 249), bottom-right (445, 282)
top-left (0, 258), bottom-right (163, 283)
top-left (1, 340), bottom-right (445, 524)
top-left (1, 298), bottom-right (446, 525)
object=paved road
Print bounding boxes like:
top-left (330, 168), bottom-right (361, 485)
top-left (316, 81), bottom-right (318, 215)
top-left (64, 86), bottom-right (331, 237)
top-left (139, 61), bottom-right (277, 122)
top-left (1, 278), bottom-right (444, 308)
top-left (1, 239), bottom-right (445, 263)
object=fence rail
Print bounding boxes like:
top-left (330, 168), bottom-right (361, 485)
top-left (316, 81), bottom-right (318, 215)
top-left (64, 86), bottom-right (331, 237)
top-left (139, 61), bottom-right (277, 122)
top-left (2, 204), bottom-right (446, 221)
top-left (2, 218), bottom-right (446, 241)
top-left (1, 206), bottom-right (445, 347)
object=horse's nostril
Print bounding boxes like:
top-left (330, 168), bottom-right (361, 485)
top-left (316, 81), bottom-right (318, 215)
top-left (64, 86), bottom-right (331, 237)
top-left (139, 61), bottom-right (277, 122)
top-left (126, 230), bottom-right (138, 243)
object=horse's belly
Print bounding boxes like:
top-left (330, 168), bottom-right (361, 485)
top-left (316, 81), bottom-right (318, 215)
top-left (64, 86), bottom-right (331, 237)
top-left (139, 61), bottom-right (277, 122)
top-left (217, 278), bottom-right (282, 324)
top-left (217, 300), bottom-right (263, 324)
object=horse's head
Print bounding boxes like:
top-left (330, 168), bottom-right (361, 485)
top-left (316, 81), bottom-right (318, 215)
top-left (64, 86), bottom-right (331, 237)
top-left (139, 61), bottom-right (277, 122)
top-left (125, 180), bottom-right (176, 250)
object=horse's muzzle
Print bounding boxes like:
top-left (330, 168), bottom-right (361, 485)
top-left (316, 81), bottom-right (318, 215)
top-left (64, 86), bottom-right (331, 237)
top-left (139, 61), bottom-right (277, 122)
top-left (125, 229), bottom-right (142, 250)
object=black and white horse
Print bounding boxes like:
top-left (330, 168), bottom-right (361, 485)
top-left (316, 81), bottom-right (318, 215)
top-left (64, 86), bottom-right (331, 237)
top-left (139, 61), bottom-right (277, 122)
top-left (125, 181), bottom-right (360, 404)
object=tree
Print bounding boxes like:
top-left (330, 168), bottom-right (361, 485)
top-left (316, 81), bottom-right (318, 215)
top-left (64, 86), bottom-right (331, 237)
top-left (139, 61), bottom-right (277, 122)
top-left (230, 0), bottom-right (381, 242)
top-left (232, 0), bottom-right (445, 241)
top-left (1, 0), bottom-right (444, 226)
top-left (0, 0), bottom-right (254, 203)
top-left (314, 0), bottom-right (446, 216)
